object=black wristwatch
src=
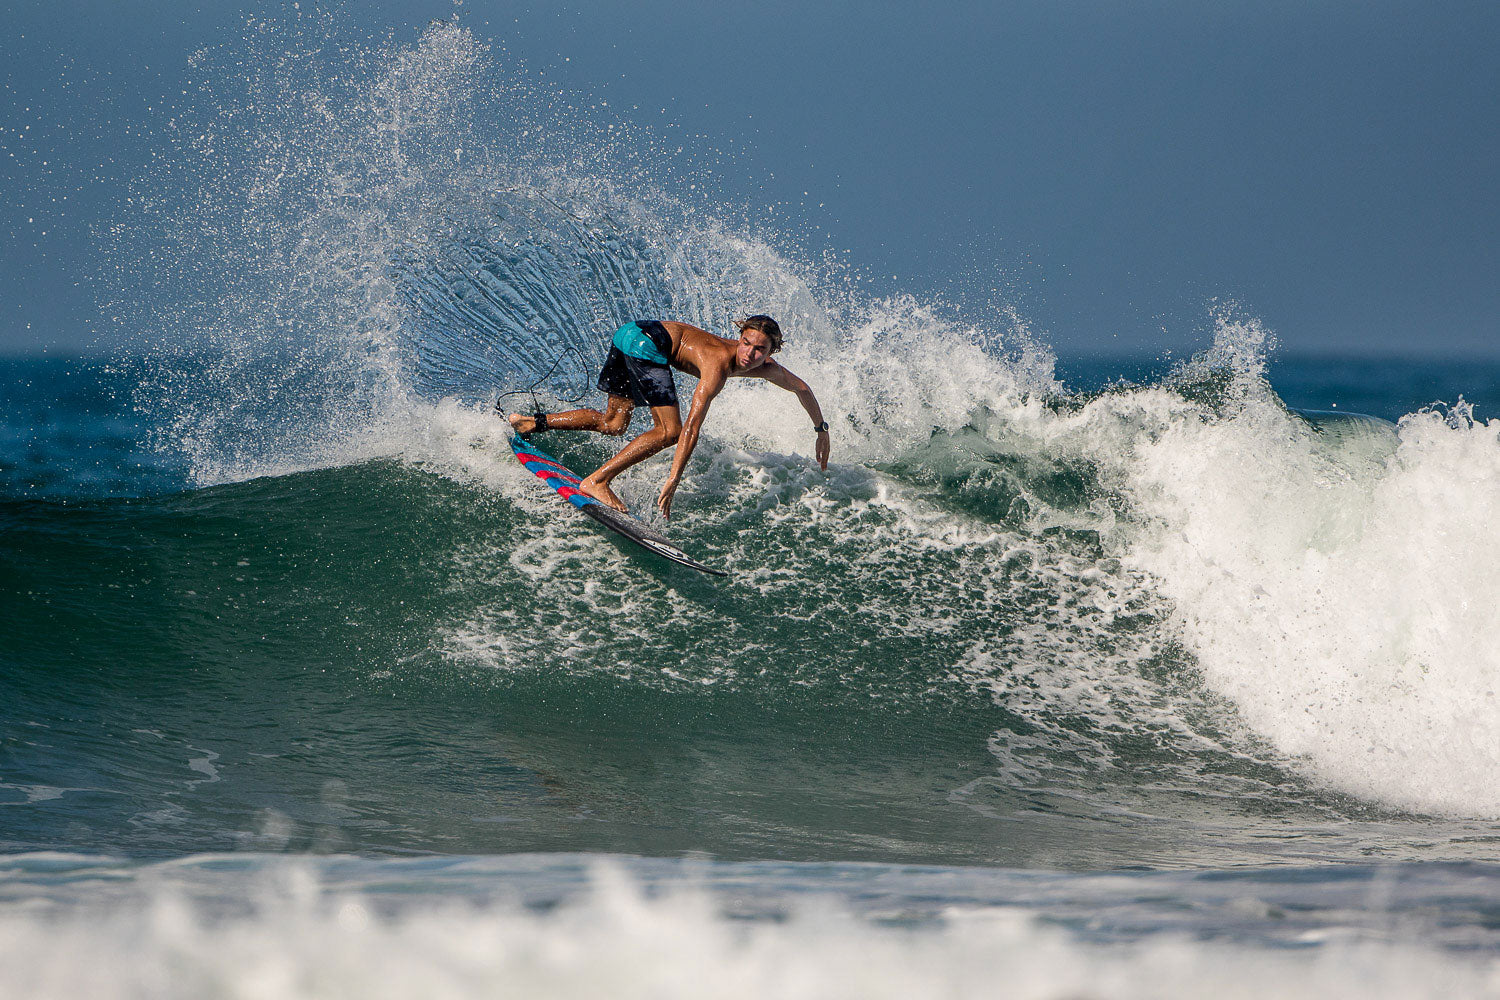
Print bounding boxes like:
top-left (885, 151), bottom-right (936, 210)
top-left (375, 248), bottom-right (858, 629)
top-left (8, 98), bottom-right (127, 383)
top-left (813, 420), bottom-right (829, 434)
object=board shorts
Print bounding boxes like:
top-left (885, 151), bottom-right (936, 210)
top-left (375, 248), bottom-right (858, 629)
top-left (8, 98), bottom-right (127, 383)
top-left (596, 320), bottom-right (679, 408)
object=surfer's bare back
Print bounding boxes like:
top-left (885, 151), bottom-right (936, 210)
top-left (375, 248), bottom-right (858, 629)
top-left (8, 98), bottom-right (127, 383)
top-left (508, 316), bottom-right (830, 518)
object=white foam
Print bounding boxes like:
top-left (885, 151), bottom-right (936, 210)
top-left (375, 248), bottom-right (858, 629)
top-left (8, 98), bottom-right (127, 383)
top-left (1, 863), bottom-right (1495, 1000)
top-left (1121, 391), bottom-right (1500, 816)
top-left (875, 309), bottom-right (1500, 821)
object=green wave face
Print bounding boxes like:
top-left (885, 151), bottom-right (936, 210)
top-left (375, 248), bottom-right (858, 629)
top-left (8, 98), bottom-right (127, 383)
top-left (6, 425), bottom-right (1486, 869)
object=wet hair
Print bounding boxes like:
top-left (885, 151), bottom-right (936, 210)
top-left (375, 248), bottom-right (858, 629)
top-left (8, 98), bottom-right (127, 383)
top-left (734, 314), bottom-right (783, 354)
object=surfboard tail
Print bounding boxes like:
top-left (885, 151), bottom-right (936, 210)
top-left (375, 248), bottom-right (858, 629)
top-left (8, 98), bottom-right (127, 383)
top-left (581, 504), bottom-right (729, 576)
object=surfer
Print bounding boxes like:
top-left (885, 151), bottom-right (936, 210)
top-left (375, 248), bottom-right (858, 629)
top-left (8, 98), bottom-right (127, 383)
top-left (508, 316), bottom-right (831, 518)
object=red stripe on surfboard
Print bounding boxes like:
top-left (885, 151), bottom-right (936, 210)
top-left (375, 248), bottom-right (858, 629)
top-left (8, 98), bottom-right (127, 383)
top-left (517, 451), bottom-right (580, 473)
top-left (533, 467), bottom-right (582, 484)
top-left (524, 463), bottom-right (575, 478)
top-left (514, 449), bottom-right (564, 466)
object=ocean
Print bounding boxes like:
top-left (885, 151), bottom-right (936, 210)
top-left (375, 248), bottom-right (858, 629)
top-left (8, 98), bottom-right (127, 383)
top-left (6, 17), bottom-right (1500, 999)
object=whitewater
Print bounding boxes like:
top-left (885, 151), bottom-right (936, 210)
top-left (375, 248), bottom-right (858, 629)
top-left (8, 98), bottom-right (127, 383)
top-left (5, 15), bottom-right (1500, 998)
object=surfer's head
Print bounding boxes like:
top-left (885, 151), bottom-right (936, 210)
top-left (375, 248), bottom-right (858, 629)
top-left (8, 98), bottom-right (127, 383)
top-left (734, 315), bottom-right (782, 370)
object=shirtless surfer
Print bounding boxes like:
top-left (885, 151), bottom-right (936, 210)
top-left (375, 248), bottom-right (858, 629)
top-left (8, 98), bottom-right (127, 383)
top-left (507, 316), bottom-right (831, 519)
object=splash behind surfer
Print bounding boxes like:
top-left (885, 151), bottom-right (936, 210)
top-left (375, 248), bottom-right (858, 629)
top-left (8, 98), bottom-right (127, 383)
top-left (508, 316), bottom-right (830, 518)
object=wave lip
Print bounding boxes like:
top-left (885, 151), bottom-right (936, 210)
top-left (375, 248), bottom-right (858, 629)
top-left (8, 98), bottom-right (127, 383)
top-left (1124, 391), bottom-right (1500, 818)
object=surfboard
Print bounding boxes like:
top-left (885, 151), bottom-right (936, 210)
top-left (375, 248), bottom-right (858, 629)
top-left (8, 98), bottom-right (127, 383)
top-left (509, 434), bottom-right (728, 576)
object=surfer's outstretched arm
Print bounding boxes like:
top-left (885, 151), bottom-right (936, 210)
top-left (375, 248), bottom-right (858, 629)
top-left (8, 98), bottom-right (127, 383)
top-left (756, 362), bottom-right (831, 471)
top-left (657, 369), bottom-right (726, 519)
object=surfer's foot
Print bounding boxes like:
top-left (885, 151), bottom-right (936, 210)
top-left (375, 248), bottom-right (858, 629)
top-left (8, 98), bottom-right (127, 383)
top-left (579, 475), bottom-right (629, 512)
top-left (507, 412), bottom-right (541, 436)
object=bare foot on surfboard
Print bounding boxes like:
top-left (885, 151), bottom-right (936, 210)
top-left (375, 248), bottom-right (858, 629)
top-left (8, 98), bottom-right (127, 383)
top-left (579, 475), bottom-right (629, 513)
top-left (507, 413), bottom-right (539, 436)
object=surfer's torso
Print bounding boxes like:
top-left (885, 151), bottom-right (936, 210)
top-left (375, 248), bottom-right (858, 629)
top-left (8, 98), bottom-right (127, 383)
top-left (654, 321), bottom-right (784, 382)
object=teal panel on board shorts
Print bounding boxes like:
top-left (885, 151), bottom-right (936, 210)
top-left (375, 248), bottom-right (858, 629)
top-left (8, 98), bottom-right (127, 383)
top-left (612, 321), bottom-right (672, 365)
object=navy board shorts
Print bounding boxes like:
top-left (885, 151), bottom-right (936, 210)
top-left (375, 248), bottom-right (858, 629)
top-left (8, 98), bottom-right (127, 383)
top-left (596, 320), bottom-right (679, 408)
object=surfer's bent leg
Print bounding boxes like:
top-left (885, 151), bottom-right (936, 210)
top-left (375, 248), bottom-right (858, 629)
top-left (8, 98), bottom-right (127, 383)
top-left (511, 322), bottom-right (681, 512)
top-left (579, 404), bottom-right (681, 511)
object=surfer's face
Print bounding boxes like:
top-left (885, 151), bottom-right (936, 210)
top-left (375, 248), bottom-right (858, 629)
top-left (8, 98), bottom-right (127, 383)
top-left (736, 330), bottom-right (774, 370)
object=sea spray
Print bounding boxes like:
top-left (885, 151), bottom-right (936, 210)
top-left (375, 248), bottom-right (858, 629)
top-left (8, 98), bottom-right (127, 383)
top-left (114, 16), bottom-right (1052, 486)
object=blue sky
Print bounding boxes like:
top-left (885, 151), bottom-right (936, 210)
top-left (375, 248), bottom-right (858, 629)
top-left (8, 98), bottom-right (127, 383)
top-left (4, 0), bottom-right (1497, 357)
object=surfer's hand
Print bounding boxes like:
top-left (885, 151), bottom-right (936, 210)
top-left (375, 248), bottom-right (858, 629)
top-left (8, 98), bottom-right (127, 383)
top-left (657, 480), bottom-right (678, 519)
top-left (815, 429), bottom-right (830, 471)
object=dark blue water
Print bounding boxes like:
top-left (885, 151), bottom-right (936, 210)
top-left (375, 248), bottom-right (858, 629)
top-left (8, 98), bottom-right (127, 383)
top-left (1056, 353), bottom-right (1500, 424)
